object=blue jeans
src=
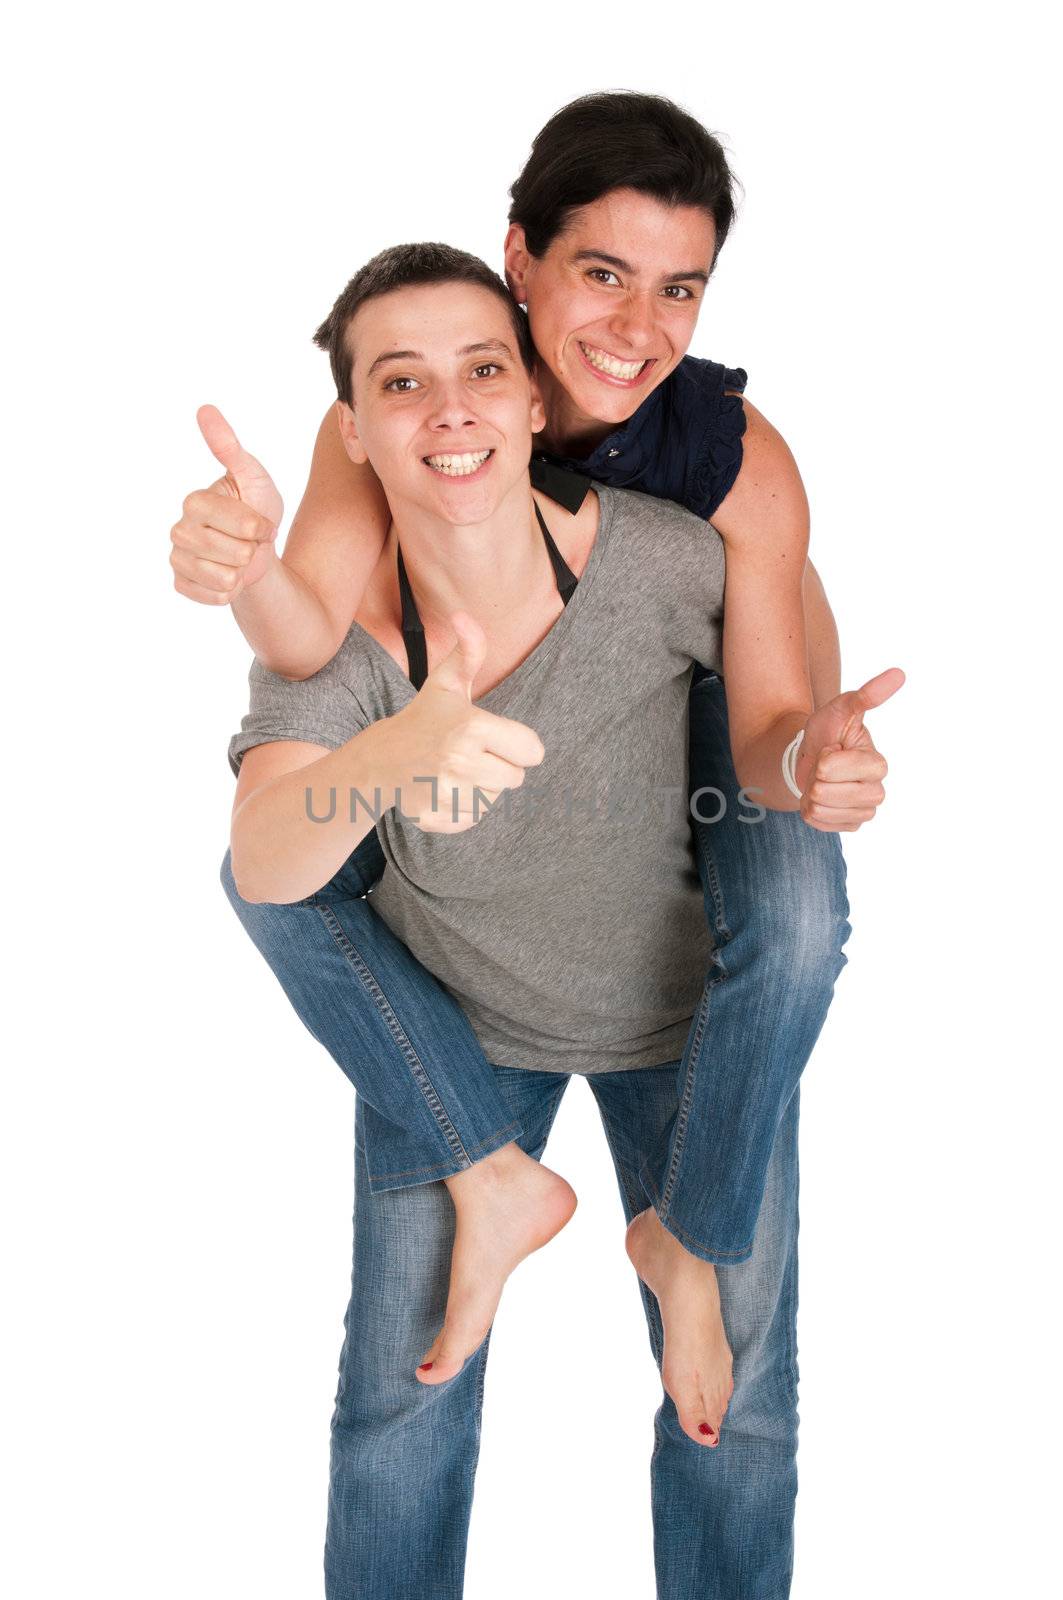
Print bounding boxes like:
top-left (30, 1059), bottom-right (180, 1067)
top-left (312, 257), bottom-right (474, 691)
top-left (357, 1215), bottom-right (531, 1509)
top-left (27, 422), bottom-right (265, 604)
top-left (325, 1065), bottom-right (801, 1599)
top-left (220, 671), bottom-right (849, 1262)
top-left (222, 671), bottom-right (846, 1591)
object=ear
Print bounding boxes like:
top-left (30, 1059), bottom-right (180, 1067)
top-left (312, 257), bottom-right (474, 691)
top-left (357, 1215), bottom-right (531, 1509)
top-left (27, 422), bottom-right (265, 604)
top-left (528, 370), bottom-right (547, 436)
top-left (336, 400), bottom-right (368, 465)
top-left (503, 222), bottom-right (531, 305)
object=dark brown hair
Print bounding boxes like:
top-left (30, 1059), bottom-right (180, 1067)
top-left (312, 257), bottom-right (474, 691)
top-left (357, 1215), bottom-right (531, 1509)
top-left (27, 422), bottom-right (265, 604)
top-left (314, 242), bottom-right (535, 404)
top-left (508, 91), bottom-right (739, 268)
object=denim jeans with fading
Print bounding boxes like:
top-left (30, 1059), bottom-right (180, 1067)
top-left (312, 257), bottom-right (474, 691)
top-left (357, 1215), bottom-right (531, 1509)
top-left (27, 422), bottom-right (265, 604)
top-left (324, 1063), bottom-right (802, 1599)
top-left (220, 670), bottom-right (850, 1262)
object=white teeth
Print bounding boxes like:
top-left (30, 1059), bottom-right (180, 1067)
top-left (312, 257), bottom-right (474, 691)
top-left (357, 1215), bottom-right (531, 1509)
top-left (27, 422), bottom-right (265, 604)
top-left (425, 449), bottom-right (492, 477)
top-left (579, 342), bottom-right (648, 380)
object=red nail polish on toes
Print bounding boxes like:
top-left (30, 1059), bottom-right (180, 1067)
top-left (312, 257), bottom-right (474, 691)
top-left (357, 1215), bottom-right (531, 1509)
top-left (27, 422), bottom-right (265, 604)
top-left (699, 1423), bottom-right (716, 1439)
top-left (418, 1362), bottom-right (434, 1371)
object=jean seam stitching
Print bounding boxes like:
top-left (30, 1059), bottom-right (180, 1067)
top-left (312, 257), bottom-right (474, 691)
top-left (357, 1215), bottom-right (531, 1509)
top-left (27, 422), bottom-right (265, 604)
top-left (694, 828), bottom-right (733, 943)
top-left (655, 984), bottom-right (710, 1218)
top-left (592, 1114), bottom-right (665, 1360)
top-left (313, 900), bottom-right (479, 1168)
top-left (365, 1125), bottom-right (522, 1183)
top-left (784, 1141), bottom-right (801, 1407)
top-left (643, 1171), bottom-right (755, 1260)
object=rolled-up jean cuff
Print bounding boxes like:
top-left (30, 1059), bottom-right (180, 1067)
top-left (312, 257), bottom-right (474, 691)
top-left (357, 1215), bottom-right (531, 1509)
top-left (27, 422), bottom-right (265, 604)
top-left (362, 1116), bottom-right (523, 1194)
top-left (636, 1163), bottom-right (756, 1266)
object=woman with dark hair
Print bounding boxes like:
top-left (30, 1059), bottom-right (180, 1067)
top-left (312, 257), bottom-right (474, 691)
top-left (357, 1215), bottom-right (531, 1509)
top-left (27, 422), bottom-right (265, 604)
top-left (171, 91), bottom-right (885, 1597)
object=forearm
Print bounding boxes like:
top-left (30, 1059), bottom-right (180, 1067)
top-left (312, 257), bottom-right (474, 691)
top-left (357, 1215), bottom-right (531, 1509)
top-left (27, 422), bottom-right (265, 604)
top-left (235, 407), bottom-right (390, 680)
top-left (726, 563), bottom-right (841, 806)
top-left (279, 407), bottom-right (390, 668)
top-left (719, 533), bottom-right (812, 811)
top-left (230, 553), bottom-right (343, 679)
top-left (732, 711), bottom-right (808, 812)
top-left (230, 721), bottom-right (402, 904)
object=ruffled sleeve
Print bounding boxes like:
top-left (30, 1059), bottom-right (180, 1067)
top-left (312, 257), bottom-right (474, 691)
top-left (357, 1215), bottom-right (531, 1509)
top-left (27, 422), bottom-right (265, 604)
top-left (686, 363), bottom-right (748, 520)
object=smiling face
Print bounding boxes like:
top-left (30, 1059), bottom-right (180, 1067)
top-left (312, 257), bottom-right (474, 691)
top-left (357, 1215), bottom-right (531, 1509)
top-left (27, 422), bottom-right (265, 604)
top-left (337, 280), bottom-right (546, 526)
top-left (505, 188), bottom-right (717, 437)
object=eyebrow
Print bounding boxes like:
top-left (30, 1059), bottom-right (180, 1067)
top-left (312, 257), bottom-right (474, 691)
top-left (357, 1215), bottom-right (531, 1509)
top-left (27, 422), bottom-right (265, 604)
top-left (367, 338), bottom-right (515, 377)
top-left (571, 249), bottom-right (709, 286)
top-left (367, 348), bottom-right (420, 377)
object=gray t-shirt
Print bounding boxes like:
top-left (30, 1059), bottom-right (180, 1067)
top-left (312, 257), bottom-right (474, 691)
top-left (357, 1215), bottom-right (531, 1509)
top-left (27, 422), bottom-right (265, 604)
top-left (228, 484), bottom-right (725, 1074)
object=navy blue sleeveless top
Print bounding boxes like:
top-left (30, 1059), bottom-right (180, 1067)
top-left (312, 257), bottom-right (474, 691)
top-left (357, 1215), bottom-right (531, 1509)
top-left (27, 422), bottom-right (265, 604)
top-left (528, 355), bottom-right (747, 520)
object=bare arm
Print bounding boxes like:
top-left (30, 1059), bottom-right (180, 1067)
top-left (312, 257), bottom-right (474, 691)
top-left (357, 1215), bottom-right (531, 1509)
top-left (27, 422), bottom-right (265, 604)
top-left (266, 405), bottom-right (391, 677)
top-left (172, 404), bottom-right (390, 682)
top-left (716, 393), bottom-right (842, 710)
top-left (709, 394), bottom-right (900, 832)
top-left (230, 617), bottom-right (547, 904)
top-left (709, 395), bottom-right (814, 808)
top-left (802, 557), bottom-right (841, 708)
top-left (229, 728), bottom-right (398, 904)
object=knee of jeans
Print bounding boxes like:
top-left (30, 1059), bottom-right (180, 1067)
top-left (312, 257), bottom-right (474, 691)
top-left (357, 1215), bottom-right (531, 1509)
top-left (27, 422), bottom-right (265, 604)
top-left (219, 848), bottom-right (243, 910)
top-left (220, 848), bottom-right (278, 938)
top-left (331, 1379), bottom-right (450, 1471)
top-left (219, 847), bottom-right (260, 924)
top-left (774, 895), bottom-right (851, 993)
top-left (724, 1360), bottom-right (798, 1446)
top-left (756, 839), bottom-right (851, 991)
top-left (724, 1312), bottom-right (799, 1443)
top-left (332, 1334), bottom-right (486, 1446)
top-left (219, 847), bottom-right (317, 927)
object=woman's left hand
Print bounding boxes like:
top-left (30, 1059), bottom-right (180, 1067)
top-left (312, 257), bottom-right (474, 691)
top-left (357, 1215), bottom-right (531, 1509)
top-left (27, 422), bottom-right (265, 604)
top-left (794, 668), bottom-right (905, 832)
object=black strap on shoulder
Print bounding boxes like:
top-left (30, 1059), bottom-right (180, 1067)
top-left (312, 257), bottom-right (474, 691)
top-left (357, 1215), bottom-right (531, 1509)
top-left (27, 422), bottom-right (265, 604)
top-left (396, 496), bottom-right (579, 689)
top-left (534, 500), bottom-right (578, 606)
top-left (529, 455), bottom-right (594, 513)
top-left (396, 541), bottom-right (428, 689)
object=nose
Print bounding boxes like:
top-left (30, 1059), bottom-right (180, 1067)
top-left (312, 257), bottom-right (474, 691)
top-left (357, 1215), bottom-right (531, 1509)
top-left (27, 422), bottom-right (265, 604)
top-left (427, 376), bottom-right (480, 435)
top-left (607, 291), bottom-right (658, 352)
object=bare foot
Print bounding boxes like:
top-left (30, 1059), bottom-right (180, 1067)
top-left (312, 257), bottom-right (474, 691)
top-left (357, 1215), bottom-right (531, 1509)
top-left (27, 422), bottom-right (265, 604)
top-left (625, 1206), bottom-right (734, 1447)
top-left (415, 1142), bottom-right (577, 1385)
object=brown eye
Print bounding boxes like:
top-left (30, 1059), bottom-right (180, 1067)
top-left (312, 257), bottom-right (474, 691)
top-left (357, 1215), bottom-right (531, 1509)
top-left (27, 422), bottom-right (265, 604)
top-left (384, 376), bottom-right (420, 392)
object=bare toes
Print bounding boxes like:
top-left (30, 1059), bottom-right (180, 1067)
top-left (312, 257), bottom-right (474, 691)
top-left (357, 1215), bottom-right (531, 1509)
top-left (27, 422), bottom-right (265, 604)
top-left (669, 1381), bottom-right (719, 1448)
top-left (415, 1323), bottom-right (488, 1385)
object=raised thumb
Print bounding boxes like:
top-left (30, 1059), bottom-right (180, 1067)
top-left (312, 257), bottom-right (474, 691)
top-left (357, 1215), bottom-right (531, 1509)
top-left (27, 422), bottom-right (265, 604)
top-left (432, 611), bottom-right (487, 700)
top-left (197, 404), bottom-right (253, 480)
top-left (853, 666), bottom-right (906, 714)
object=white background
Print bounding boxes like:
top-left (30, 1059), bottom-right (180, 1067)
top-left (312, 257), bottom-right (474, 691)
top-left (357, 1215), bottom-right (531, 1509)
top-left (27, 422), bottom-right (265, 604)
top-left (3, 3), bottom-right (1058, 1595)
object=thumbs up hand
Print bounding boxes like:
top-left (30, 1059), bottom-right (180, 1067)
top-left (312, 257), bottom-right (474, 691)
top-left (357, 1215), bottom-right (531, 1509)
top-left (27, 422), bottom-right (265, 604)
top-left (793, 667), bottom-right (905, 832)
top-left (169, 407), bottom-right (282, 605)
top-left (384, 613), bottom-right (546, 834)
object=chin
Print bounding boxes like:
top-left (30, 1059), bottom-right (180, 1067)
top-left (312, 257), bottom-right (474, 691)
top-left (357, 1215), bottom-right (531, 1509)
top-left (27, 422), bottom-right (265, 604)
top-left (425, 485), bottom-right (502, 525)
top-left (565, 362), bottom-right (670, 427)
top-left (576, 386), bottom-right (644, 427)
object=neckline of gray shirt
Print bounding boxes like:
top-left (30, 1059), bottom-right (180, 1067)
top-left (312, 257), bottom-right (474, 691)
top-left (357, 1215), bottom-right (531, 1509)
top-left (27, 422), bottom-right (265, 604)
top-left (347, 484), bottom-right (615, 717)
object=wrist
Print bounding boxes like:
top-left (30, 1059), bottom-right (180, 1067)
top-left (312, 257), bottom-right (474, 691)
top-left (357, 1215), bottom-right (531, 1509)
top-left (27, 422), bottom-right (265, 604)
top-left (348, 715), bottom-right (414, 814)
top-left (779, 729), bottom-right (804, 799)
top-left (795, 731), bottom-right (820, 793)
top-left (231, 545), bottom-right (284, 607)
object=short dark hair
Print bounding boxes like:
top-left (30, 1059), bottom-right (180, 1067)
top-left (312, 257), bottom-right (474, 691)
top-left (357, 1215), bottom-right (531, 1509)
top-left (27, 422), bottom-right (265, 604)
top-left (508, 92), bottom-right (739, 269)
top-left (313, 242), bottom-right (535, 405)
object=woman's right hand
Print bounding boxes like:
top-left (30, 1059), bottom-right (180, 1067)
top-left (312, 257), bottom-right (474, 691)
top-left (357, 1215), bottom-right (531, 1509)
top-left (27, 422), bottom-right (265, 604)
top-left (169, 406), bottom-right (282, 605)
top-left (386, 613), bottom-right (545, 834)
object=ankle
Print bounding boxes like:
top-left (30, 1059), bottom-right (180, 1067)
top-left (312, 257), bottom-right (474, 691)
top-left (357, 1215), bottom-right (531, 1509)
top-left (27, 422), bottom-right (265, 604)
top-left (443, 1140), bottom-right (528, 1199)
